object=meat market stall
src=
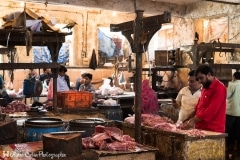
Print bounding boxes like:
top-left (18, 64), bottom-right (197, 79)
top-left (0, 8), bottom-right (72, 114)
top-left (116, 114), bottom-right (226, 160)
top-left (0, 28), bottom-right (69, 114)
top-left (0, 125), bottom-right (158, 160)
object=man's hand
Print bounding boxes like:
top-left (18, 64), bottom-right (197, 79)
top-left (176, 114), bottom-right (201, 130)
top-left (184, 116), bottom-right (201, 129)
top-left (185, 118), bottom-right (196, 129)
top-left (172, 98), bottom-right (179, 109)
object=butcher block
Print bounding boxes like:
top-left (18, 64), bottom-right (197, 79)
top-left (116, 121), bottom-right (226, 160)
top-left (0, 119), bottom-right (17, 145)
top-left (0, 141), bottom-right (157, 160)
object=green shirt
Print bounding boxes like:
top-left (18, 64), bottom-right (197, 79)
top-left (227, 80), bottom-right (240, 116)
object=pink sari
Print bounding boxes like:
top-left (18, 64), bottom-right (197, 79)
top-left (141, 79), bottom-right (159, 114)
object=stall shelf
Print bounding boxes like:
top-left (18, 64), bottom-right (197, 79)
top-left (0, 29), bottom-right (70, 113)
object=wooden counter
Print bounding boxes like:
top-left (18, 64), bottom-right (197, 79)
top-left (116, 122), bottom-right (227, 160)
top-left (0, 141), bottom-right (157, 160)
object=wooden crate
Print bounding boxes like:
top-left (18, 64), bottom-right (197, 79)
top-left (0, 120), bottom-right (17, 145)
top-left (43, 133), bottom-right (82, 157)
top-left (57, 91), bottom-right (93, 110)
top-left (155, 50), bottom-right (168, 66)
top-left (116, 122), bottom-right (226, 160)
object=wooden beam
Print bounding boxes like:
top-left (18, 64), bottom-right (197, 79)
top-left (0, 62), bottom-right (59, 70)
top-left (0, 29), bottom-right (69, 46)
top-left (205, 0), bottom-right (240, 5)
top-left (110, 11), bottom-right (171, 33)
top-left (197, 43), bottom-right (240, 50)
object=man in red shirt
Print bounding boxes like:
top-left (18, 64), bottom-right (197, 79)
top-left (186, 64), bottom-right (226, 133)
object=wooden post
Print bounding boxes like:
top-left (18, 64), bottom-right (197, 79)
top-left (47, 43), bottom-right (62, 115)
top-left (134, 10), bottom-right (144, 143)
top-left (110, 11), bottom-right (171, 144)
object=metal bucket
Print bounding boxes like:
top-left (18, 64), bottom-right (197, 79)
top-left (68, 118), bottom-right (105, 138)
top-left (98, 105), bottom-right (123, 121)
top-left (23, 117), bottom-right (65, 142)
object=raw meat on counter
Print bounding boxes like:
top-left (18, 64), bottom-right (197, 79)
top-left (0, 100), bottom-right (30, 113)
top-left (124, 114), bottom-right (205, 137)
top-left (124, 114), bottom-right (174, 127)
top-left (82, 125), bottom-right (136, 151)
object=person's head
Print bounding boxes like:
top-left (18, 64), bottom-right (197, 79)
top-left (83, 73), bottom-right (92, 85)
top-left (233, 71), bottom-right (240, 81)
top-left (29, 69), bottom-right (36, 75)
top-left (195, 64), bottom-right (214, 88)
top-left (108, 77), bottom-right (113, 87)
top-left (43, 68), bottom-right (51, 74)
top-left (188, 70), bottom-right (201, 90)
top-left (59, 65), bottom-right (67, 77)
top-left (80, 73), bottom-right (87, 84)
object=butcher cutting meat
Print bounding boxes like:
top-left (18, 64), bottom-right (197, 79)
top-left (184, 64), bottom-right (227, 133)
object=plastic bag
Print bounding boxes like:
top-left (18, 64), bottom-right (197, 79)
top-left (47, 78), bottom-right (53, 100)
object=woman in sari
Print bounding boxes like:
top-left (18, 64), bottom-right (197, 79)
top-left (141, 79), bottom-right (159, 114)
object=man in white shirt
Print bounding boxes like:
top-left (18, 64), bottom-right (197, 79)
top-left (57, 65), bottom-right (70, 92)
top-left (173, 70), bottom-right (202, 123)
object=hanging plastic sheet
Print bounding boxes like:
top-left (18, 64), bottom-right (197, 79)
top-left (58, 43), bottom-right (69, 63)
top-left (98, 29), bottom-right (116, 58)
top-left (33, 43), bottom-right (69, 63)
top-left (33, 46), bottom-right (52, 63)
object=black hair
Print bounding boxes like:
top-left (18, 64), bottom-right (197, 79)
top-left (195, 64), bottom-right (214, 76)
top-left (233, 71), bottom-right (240, 80)
top-left (188, 70), bottom-right (195, 76)
top-left (81, 73), bottom-right (87, 78)
top-left (108, 77), bottom-right (113, 82)
top-left (59, 65), bottom-right (67, 72)
top-left (188, 70), bottom-right (199, 81)
top-left (84, 73), bottom-right (92, 80)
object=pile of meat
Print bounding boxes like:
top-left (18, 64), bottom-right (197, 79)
top-left (0, 101), bottom-right (30, 113)
top-left (82, 125), bottom-right (137, 151)
top-left (124, 114), bottom-right (205, 137)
